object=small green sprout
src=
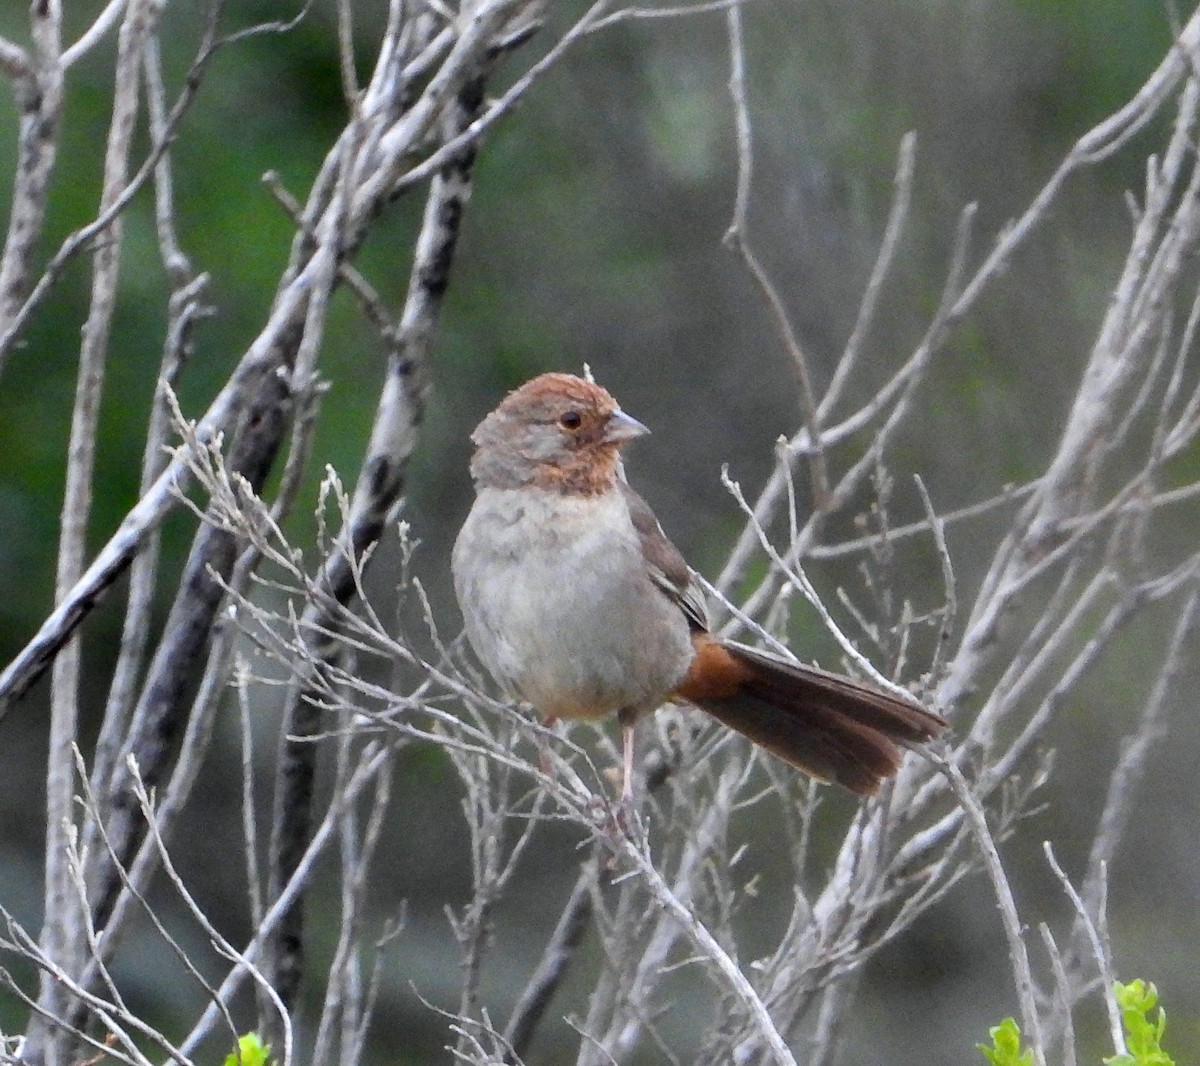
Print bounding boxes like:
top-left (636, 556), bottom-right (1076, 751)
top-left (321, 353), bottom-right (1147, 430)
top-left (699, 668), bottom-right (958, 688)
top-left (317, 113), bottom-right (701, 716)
top-left (978, 1017), bottom-right (1034, 1066)
top-left (979, 980), bottom-right (1175, 1066)
top-left (1104, 980), bottom-right (1174, 1066)
top-left (222, 1033), bottom-right (272, 1066)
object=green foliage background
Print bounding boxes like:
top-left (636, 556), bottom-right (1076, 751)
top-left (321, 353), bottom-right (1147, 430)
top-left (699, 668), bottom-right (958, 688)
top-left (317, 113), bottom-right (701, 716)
top-left (0, 1), bottom-right (1196, 1062)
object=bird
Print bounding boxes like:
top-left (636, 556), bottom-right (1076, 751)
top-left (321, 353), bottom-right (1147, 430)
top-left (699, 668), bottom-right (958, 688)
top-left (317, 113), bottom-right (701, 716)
top-left (451, 372), bottom-right (946, 803)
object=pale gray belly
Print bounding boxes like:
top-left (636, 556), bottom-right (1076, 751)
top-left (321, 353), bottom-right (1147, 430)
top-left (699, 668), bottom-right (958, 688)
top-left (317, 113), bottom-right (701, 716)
top-left (453, 491), bottom-right (693, 719)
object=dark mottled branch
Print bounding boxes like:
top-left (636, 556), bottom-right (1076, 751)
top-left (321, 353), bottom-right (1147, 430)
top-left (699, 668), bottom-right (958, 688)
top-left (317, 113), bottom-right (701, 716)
top-left (503, 868), bottom-right (596, 1061)
top-left (262, 55), bottom-right (505, 1023)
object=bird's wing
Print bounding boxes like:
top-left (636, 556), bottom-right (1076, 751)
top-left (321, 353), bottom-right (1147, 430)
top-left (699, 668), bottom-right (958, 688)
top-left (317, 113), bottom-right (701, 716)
top-left (619, 481), bottom-right (710, 632)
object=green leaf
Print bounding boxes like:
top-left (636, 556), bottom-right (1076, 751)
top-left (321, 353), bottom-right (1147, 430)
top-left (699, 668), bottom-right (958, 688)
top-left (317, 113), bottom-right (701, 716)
top-left (1103, 981), bottom-right (1174, 1066)
top-left (222, 1033), bottom-right (272, 1066)
top-left (977, 1017), bottom-right (1035, 1066)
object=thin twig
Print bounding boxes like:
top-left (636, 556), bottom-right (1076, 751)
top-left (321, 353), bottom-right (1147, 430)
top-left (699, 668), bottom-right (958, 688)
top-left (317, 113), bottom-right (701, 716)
top-left (1043, 844), bottom-right (1123, 1058)
top-left (723, 2), bottom-right (827, 503)
top-left (937, 754), bottom-right (1045, 1066)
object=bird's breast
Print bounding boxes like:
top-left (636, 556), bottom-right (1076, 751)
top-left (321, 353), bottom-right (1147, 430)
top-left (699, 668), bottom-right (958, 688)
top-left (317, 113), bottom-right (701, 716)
top-left (452, 486), bottom-right (693, 719)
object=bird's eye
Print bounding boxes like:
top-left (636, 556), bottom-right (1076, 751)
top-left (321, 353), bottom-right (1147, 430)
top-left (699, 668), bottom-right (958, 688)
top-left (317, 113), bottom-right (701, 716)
top-left (558, 410), bottom-right (583, 431)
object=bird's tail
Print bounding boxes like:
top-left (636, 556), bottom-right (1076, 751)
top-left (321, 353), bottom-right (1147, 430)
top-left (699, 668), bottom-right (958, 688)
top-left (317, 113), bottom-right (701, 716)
top-left (677, 639), bottom-right (947, 795)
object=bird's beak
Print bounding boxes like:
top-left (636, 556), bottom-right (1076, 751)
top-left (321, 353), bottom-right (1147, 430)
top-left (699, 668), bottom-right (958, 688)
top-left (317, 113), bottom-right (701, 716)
top-left (603, 408), bottom-right (650, 445)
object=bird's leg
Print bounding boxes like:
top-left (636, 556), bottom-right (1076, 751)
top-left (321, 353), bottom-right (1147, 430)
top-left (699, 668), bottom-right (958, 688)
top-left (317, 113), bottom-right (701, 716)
top-left (620, 719), bottom-right (636, 805)
top-left (615, 708), bottom-right (640, 828)
top-left (537, 713), bottom-right (559, 780)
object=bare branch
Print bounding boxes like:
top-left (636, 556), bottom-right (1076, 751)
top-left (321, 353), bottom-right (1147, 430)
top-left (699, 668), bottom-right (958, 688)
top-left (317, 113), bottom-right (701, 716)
top-left (590, 0), bottom-right (742, 30)
top-left (61, 0), bottom-right (130, 69)
top-left (0, 36), bottom-right (30, 80)
top-left (723, 2), bottom-right (828, 503)
top-left (938, 754), bottom-right (1045, 1066)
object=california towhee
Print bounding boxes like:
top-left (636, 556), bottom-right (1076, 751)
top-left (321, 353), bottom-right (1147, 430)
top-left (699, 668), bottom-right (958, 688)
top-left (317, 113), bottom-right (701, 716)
top-left (452, 373), bottom-right (945, 801)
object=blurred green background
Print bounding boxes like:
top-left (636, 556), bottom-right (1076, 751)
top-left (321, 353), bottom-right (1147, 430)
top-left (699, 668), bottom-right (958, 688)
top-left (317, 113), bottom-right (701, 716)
top-left (0, 1), bottom-right (1196, 1062)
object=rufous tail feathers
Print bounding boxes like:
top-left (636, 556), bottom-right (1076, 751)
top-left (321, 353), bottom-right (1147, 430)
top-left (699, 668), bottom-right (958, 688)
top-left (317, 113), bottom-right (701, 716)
top-left (674, 638), bottom-right (947, 795)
